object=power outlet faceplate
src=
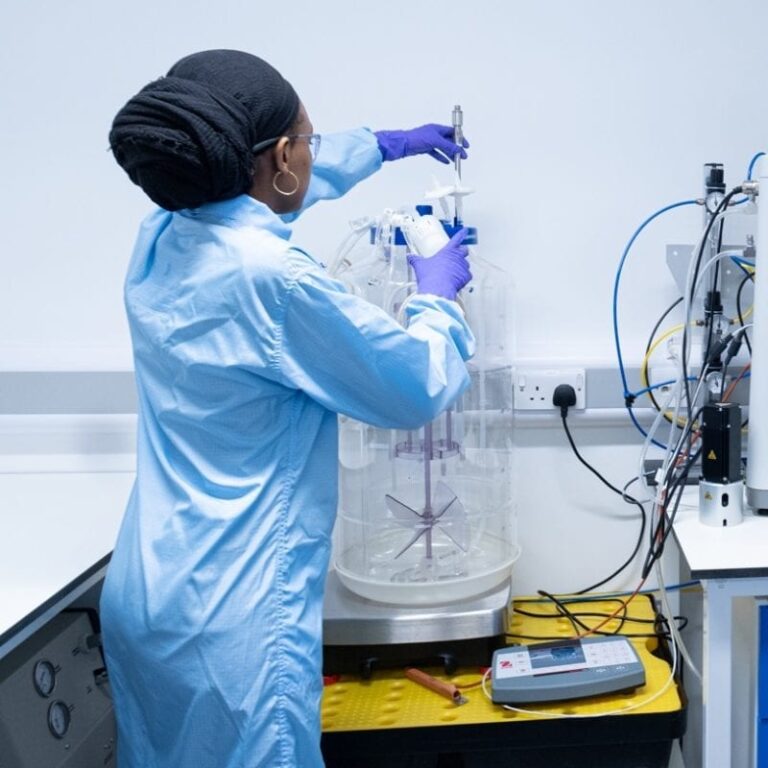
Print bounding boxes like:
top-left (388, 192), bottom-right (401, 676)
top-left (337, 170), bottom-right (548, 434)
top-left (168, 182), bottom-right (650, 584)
top-left (514, 368), bottom-right (586, 411)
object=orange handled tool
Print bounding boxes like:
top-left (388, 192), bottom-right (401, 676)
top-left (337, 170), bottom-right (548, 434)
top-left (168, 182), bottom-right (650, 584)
top-left (405, 668), bottom-right (468, 705)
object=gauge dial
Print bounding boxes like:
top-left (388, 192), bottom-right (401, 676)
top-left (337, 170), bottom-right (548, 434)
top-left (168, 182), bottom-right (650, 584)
top-left (705, 191), bottom-right (725, 214)
top-left (47, 701), bottom-right (71, 739)
top-left (33, 660), bottom-right (56, 698)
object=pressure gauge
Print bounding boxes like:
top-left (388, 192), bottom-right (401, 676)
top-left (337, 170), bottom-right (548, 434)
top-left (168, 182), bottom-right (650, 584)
top-left (47, 700), bottom-right (71, 739)
top-left (33, 660), bottom-right (56, 698)
top-left (705, 191), bottom-right (725, 214)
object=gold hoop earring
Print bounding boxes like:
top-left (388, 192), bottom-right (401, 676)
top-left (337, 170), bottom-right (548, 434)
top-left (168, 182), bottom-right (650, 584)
top-left (273, 170), bottom-right (300, 196)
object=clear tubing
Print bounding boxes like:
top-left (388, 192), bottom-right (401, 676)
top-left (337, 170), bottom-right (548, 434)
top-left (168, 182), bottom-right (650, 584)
top-left (637, 320), bottom-right (692, 506)
top-left (691, 248), bottom-right (754, 301)
top-left (637, 379), bottom-right (682, 503)
top-left (328, 225), bottom-right (369, 277)
top-left (655, 559), bottom-right (702, 682)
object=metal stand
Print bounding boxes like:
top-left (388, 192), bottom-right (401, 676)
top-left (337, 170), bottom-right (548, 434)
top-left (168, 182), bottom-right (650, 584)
top-left (322, 570), bottom-right (510, 677)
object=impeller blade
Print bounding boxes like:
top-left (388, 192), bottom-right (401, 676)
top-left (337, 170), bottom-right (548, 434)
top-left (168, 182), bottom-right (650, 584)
top-left (433, 494), bottom-right (458, 521)
top-left (385, 494), bottom-right (422, 523)
top-left (436, 522), bottom-right (469, 553)
top-left (432, 482), bottom-right (469, 551)
top-left (432, 481), bottom-right (465, 521)
top-left (394, 525), bottom-right (430, 559)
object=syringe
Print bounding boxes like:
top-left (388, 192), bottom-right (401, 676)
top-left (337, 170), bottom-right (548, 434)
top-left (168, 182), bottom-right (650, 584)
top-left (452, 104), bottom-right (464, 224)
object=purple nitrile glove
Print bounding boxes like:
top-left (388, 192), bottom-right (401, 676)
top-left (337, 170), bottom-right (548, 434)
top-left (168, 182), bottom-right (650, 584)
top-left (407, 229), bottom-right (472, 301)
top-left (374, 124), bottom-right (469, 164)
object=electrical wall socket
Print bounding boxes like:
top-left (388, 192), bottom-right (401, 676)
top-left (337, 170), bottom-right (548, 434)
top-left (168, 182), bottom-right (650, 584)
top-left (514, 368), bottom-right (586, 411)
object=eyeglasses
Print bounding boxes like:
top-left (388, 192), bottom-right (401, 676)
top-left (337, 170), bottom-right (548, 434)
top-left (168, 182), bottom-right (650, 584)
top-left (251, 133), bottom-right (321, 161)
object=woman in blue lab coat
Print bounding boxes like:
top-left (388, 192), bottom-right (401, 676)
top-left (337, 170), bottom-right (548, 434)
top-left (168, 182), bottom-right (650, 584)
top-left (101, 49), bottom-right (474, 768)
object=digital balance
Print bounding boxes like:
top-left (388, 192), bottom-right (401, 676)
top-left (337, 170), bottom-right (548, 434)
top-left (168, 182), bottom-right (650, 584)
top-left (491, 636), bottom-right (645, 704)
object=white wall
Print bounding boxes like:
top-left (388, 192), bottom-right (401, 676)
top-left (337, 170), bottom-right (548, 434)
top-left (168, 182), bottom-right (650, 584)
top-left (2, 2), bottom-right (765, 595)
top-left (4, 0), bottom-right (768, 368)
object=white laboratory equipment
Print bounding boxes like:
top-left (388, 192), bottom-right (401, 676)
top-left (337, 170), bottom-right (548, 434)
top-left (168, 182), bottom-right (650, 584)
top-left (747, 161), bottom-right (768, 513)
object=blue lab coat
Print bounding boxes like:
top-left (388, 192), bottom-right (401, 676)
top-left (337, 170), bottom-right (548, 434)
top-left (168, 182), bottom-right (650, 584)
top-left (100, 128), bottom-right (475, 768)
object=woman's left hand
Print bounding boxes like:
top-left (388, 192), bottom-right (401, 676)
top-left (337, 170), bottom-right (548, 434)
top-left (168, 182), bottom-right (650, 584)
top-left (374, 124), bottom-right (469, 164)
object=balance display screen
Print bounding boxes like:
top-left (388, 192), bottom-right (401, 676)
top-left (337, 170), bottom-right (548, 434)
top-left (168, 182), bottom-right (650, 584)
top-left (529, 641), bottom-right (587, 675)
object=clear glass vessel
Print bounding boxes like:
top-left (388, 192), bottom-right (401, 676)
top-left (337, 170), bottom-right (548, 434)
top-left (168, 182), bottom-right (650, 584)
top-left (332, 211), bottom-right (519, 605)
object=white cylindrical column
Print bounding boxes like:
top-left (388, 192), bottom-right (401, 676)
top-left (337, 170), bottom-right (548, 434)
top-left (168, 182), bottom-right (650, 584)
top-left (699, 480), bottom-right (744, 527)
top-left (747, 164), bottom-right (768, 511)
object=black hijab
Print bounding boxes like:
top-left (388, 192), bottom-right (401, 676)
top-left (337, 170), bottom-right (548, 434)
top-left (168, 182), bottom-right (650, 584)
top-left (109, 50), bottom-right (300, 211)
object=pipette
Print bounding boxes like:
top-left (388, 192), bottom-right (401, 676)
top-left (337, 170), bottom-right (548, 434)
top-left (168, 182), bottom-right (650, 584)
top-left (452, 105), bottom-right (464, 225)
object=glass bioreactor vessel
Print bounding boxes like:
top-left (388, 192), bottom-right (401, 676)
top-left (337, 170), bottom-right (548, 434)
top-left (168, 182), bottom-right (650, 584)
top-left (330, 141), bottom-right (519, 606)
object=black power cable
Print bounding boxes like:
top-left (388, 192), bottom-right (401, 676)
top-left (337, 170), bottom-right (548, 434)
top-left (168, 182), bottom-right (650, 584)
top-left (525, 591), bottom-right (683, 641)
top-left (682, 186), bottom-right (743, 442)
top-left (552, 385), bottom-right (647, 594)
top-left (537, 589), bottom-right (628, 635)
top-left (642, 445), bottom-right (702, 580)
top-left (702, 216), bottom-right (727, 369)
top-left (718, 330), bottom-right (748, 400)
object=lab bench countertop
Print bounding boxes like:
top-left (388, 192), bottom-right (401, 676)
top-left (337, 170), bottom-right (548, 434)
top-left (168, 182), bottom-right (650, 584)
top-left (672, 488), bottom-right (768, 578)
top-left (0, 470), bottom-right (133, 656)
